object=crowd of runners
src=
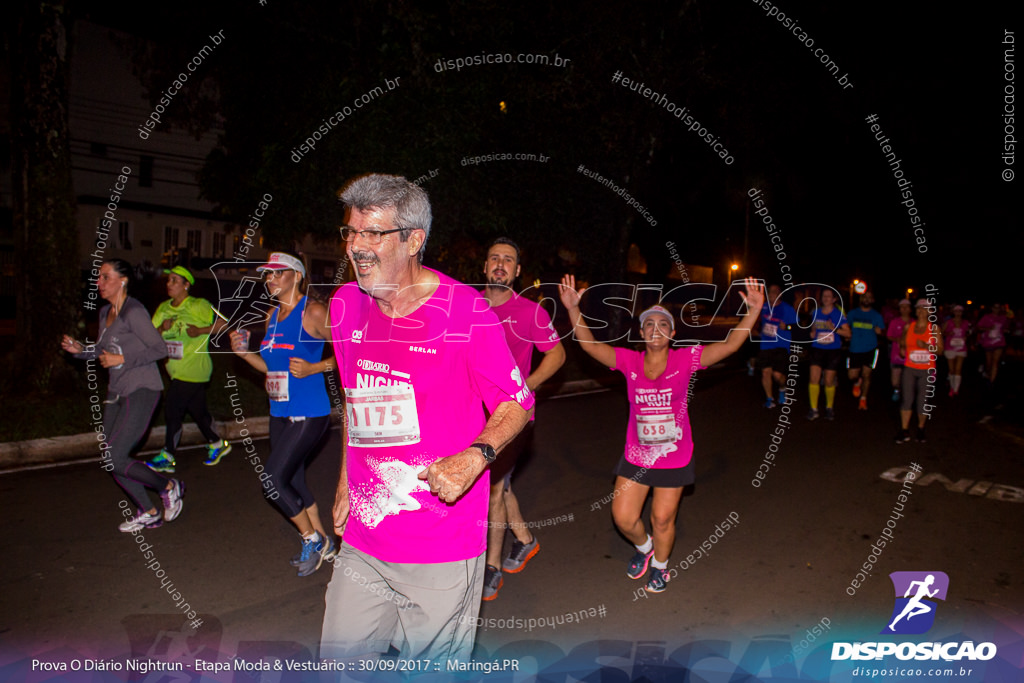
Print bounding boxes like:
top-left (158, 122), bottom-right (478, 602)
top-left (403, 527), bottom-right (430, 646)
top-left (750, 286), bottom-right (1020, 442)
top-left (60, 172), bottom-right (1021, 664)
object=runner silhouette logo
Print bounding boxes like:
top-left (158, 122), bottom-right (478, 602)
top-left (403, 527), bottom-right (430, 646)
top-left (882, 571), bottom-right (949, 635)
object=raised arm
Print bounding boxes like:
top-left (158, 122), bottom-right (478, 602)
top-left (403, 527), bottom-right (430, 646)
top-left (699, 278), bottom-right (765, 368)
top-left (558, 274), bottom-right (617, 368)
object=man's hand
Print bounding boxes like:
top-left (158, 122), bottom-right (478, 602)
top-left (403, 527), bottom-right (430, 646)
top-left (418, 448), bottom-right (488, 504)
top-left (333, 482), bottom-right (350, 536)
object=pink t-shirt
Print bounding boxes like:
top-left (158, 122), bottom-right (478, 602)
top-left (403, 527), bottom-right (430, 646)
top-left (943, 319), bottom-right (970, 352)
top-left (328, 268), bottom-right (535, 564)
top-left (977, 314), bottom-right (1007, 349)
top-left (492, 292), bottom-right (560, 421)
top-left (887, 317), bottom-right (910, 364)
top-left (612, 346), bottom-right (705, 470)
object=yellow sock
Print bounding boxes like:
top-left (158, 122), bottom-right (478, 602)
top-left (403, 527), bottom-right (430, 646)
top-left (809, 384), bottom-right (820, 409)
top-left (825, 385), bottom-right (836, 408)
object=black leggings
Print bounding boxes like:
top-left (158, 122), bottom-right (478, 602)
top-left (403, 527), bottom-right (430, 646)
top-left (164, 379), bottom-right (220, 453)
top-left (105, 388), bottom-right (168, 511)
top-left (267, 415), bottom-right (330, 518)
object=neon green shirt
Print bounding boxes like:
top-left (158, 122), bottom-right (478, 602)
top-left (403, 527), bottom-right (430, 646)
top-left (152, 296), bottom-right (215, 383)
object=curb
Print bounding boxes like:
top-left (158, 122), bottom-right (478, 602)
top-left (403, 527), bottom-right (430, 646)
top-left (0, 378), bottom-right (619, 472)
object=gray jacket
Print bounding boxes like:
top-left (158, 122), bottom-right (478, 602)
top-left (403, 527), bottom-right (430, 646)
top-left (76, 297), bottom-right (167, 397)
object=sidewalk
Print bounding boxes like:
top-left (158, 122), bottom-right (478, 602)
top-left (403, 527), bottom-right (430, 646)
top-left (0, 378), bottom-right (617, 472)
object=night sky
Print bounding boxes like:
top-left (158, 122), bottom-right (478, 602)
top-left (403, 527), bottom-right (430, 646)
top-left (75, 1), bottom-right (1017, 307)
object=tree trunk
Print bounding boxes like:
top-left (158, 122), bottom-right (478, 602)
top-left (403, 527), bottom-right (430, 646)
top-left (9, 0), bottom-right (80, 390)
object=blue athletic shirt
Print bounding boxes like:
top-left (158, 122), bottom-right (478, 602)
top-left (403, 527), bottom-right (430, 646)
top-left (847, 307), bottom-right (885, 353)
top-left (260, 296), bottom-right (330, 418)
top-left (810, 307), bottom-right (847, 350)
top-left (759, 301), bottom-right (798, 349)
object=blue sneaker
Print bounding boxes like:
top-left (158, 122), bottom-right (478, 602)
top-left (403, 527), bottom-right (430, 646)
top-left (148, 450), bottom-right (176, 473)
top-left (645, 566), bottom-right (670, 593)
top-left (763, 397), bottom-right (776, 409)
top-left (778, 389), bottom-right (787, 405)
top-left (204, 439), bottom-right (232, 466)
top-left (291, 534), bottom-right (337, 566)
top-left (296, 533), bottom-right (327, 577)
top-left (627, 549), bottom-right (654, 579)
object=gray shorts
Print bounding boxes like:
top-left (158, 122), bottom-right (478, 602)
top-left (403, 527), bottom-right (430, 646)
top-left (320, 543), bottom-right (485, 662)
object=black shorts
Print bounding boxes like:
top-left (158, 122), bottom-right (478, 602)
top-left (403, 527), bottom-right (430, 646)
top-left (757, 347), bottom-right (789, 374)
top-left (847, 349), bottom-right (880, 370)
top-left (808, 346), bottom-right (843, 372)
top-left (490, 422), bottom-right (534, 491)
top-left (613, 456), bottom-right (695, 488)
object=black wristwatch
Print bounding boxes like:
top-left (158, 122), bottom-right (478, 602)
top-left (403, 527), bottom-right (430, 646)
top-left (471, 442), bottom-right (497, 464)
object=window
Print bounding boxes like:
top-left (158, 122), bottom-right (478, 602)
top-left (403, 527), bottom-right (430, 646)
top-left (139, 155), bottom-right (154, 188)
top-left (212, 232), bottom-right (226, 259)
top-left (186, 229), bottom-right (203, 258)
top-left (164, 226), bottom-right (180, 252)
top-left (116, 221), bottom-right (133, 250)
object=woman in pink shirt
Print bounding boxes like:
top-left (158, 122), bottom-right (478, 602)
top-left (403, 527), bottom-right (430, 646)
top-left (942, 305), bottom-right (970, 396)
top-left (976, 303), bottom-right (1008, 384)
top-left (886, 299), bottom-right (913, 402)
top-left (559, 275), bottom-right (763, 594)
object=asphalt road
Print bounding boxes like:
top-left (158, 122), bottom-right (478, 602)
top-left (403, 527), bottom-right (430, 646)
top-left (1, 360), bottom-right (1022, 682)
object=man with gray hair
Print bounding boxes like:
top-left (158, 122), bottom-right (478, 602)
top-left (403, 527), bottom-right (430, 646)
top-left (321, 174), bottom-right (534, 663)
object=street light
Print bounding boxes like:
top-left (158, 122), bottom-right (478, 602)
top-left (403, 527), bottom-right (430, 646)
top-left (730, 263), bottom-right (739, 282)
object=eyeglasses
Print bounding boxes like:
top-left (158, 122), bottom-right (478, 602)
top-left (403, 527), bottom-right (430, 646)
top-left (263, 269), bottom-right (293, 280)
top-left (339, 226), bottom-right (409, 244)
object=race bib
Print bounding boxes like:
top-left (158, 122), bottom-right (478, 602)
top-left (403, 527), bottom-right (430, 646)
top-left (909, 349), bottom-right (931, 364)
top-left (346, 384), bottom-right (421, 447)
top-left (762, 323), bottom-right (778, 339)
top-left (637, 412), bottom-right (676, 446)
top-left (816, 329), bottom-right (835, 345)
top-left (165, 341), bottom-right (184, 360)
top-left (266, 371), bottom-right (290, 402)
top-left (950, 337), bottom-right (965, 350)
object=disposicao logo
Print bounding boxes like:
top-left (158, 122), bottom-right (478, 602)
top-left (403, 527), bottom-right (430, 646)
top-left (882, 571), bottom-right (949, 635)
top-left (832, 571), bottom-right (997, 662)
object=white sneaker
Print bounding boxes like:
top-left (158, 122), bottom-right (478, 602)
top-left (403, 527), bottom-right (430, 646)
top-left (119, 508), bottom-right (163, 533)
top-left (160, 479), bottom-right (185, 522)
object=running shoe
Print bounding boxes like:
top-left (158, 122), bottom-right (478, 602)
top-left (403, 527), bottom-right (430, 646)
top-left (119, 508), bottom-right (164, 533)
top-left (502, 535), bottom-right (539, 574)
top-left (852, 379), bottom-right (862, 398)
top-left (916, 428), bottom-right (927, 443)
top-left (204, 439), bottom-right (232, 466)
top-left (160, 479), bottom-right (185, 522)
top-left (627, 549), bottom-right (654, 579)
top-left (291, 534), bottom-right (338, 566)
top-left (747, 359), bottom-right (755, 376)
top-left (824, 408), bottom-right (835, 421)
top-left (891, 388), bottom-right (900, 402)
top-left (645, 566), bottom-right (670, 593)
top-left (895, 429), bottom-right (911, 444)
top-left (858, 397), bottom-right (868, 411)
top-left (482, 565), bottom-right (503, 601)
top-left (806, 409), bottom-right (819, 421)
top-left (778, 389), bottom-right (787, 406)
top-left (148, 450), bottom-right (176, 473)
top-left (296, 532), bottom-right (327, 577)
top-left (763, 397), bottom-right (776, 409)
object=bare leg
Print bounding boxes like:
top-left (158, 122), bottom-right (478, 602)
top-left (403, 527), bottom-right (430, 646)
top-left (611, 476), bottom-right (651, 546)
top-left (649, 487), bottom-right (685, 563)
